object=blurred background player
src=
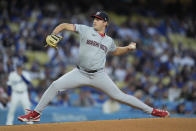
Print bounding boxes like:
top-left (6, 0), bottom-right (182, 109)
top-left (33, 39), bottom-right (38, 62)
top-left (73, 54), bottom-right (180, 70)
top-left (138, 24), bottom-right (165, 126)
top-left (6, 63), bottom-right (33, 125)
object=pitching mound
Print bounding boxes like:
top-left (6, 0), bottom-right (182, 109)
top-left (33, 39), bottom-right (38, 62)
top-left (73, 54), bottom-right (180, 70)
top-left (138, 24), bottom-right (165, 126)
top-left (1, 118), bottom-right (196, 131)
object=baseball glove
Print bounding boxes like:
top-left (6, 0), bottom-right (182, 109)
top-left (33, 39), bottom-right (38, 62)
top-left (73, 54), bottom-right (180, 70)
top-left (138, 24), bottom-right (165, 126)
top-left (45, 34), bottom-right (63, 49)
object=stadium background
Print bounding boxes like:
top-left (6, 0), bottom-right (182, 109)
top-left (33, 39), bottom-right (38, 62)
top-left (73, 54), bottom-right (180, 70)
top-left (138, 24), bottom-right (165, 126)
top-left (0, 0), bottom-right (196, 125)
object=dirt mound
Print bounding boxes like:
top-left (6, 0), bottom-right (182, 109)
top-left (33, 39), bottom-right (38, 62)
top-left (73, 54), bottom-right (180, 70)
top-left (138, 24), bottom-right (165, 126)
top-left (1, 118), bottom-right (196, 131)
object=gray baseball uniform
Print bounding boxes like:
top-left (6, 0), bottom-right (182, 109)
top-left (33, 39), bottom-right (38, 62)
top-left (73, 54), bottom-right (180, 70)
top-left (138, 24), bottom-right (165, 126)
top-left (34, 24), bottom-right (153, 114)
top-left (75, 24), bottom-right (116, 70)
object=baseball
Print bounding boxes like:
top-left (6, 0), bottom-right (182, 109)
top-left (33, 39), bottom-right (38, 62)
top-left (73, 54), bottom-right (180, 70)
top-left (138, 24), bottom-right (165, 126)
top-left (130, 44), bottom-right (136, 49)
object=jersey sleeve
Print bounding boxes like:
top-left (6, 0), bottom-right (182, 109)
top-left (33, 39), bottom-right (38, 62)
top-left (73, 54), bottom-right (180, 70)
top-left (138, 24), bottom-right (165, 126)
top-left (74, 24), bottom-right (90, 35)
top-left (109, 39), bottom-right (117, 52)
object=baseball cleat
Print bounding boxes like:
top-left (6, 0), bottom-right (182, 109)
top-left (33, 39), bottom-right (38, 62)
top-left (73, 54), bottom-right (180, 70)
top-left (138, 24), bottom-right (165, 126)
top-left (18, 110), bottom-right (40, 122)
top-left (151, 108), bottom-right (170, 118)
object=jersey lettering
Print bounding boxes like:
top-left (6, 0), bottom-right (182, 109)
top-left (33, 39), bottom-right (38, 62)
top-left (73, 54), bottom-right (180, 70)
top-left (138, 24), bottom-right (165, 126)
top-left (86, 39), bottom-right (108, 53)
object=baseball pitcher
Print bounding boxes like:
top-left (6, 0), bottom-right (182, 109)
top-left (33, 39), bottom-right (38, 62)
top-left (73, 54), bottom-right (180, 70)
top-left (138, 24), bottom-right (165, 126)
top-left (18, 11), bottom-right (169, 122)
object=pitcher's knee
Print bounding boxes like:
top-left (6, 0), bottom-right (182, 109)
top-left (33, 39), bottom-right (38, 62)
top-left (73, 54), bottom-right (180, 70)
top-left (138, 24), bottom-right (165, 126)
top-left (49, 80), bottom-right (58, 90)
top-left (49, 80), bottom-right (67, 92)
top-left (51, 81), bottom-right (57, 87)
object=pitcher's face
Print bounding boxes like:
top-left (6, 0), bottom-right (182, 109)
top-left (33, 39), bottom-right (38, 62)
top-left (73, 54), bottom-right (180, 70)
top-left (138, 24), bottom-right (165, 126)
top-left (93, 18), bottom-right (107, 31)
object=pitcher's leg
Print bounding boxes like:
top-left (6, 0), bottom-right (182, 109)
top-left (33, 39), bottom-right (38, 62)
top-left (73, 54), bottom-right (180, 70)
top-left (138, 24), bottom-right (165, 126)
top-left (35, 68), bottom-right (89, 113)
top-left (92, 72), bottom-right (153, 114)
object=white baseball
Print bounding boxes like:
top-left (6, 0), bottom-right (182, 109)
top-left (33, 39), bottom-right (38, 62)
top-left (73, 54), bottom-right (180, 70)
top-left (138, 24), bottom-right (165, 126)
top-left (130, 44), bottom-right (136, 49)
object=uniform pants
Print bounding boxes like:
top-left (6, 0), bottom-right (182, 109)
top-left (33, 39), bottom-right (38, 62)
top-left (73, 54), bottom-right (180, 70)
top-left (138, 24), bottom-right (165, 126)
top-left (35, 68), bottom-right (153, 114)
